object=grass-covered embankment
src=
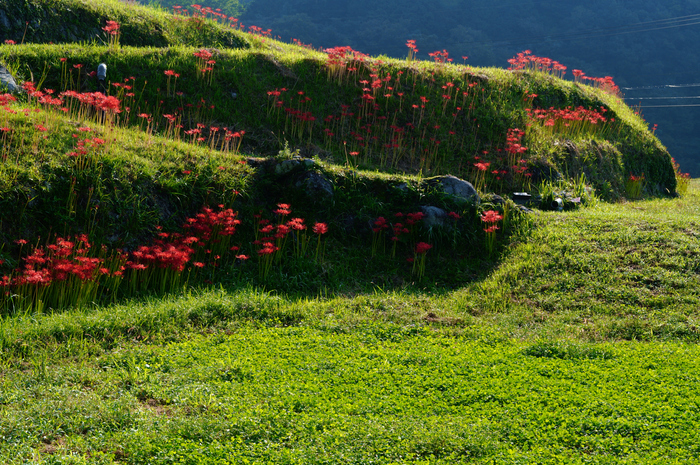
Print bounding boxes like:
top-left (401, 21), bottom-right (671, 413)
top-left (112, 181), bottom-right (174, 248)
top-left (2, 182), bottom-right (700, 463)
top-left (0, 1), bottom-right (698, 462)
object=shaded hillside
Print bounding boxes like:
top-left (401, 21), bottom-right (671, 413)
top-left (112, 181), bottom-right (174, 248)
top-left (0, 0), bottom-right (682, 307)
top-left (0, 0), bottom-right (248, 48)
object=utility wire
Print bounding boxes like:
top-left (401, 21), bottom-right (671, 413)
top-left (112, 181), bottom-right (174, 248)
top-left (622, 83), bottom-right (700, 91)
top-left (624, 96), bottom-right (700, 100)
top-left (633, 104), bottom-right (700, 108)
top-left (461, 13), bottom-right (700, 47)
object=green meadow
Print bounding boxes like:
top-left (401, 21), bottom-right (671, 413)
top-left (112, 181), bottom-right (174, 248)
top-left (0, 0), bottom-right (698, 463)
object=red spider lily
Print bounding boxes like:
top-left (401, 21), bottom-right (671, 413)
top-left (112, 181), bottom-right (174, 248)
top-left (406, 40), bottom-right (419, 61)
top-left (0, 93), bottom-right (16, 106)
top-left (372, 216), bottom-right (389, 233)
top-left (2, 234), bottom-right (124, 312)
top-left (312, 222), bottom-right (328, 262)
top-left (288, 217), bottom-right (306, 231)
top-left (412, 242), bottom-right (432, 280)
top-left (313, 222), bottom-right (328, 235)
top-left (415, 242), bottom-right (432, 255)
top-left (480, 210), bottom-right (504, 224)
top-left (481, 210), bottom-right (503, 256)
top-left (193, 49), bottom-right (213, 60)
top-left (406, 211), bottom-right (425, 226)
top-left (274, 203), bottom-right (292, 217)
top-left (102, 20), bottom-right (120, 35)
top-left (428, 50), bottom-right (450, 64)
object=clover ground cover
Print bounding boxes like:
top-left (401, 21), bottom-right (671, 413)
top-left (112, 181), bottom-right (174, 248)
top-left (1, 324), bottom-right (698, 464)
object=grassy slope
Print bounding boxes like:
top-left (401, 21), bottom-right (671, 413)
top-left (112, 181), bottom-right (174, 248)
top-left (0, 0), bottom-right (677, 199)
top-left (2, 184), bottom-right (700, 463)
top-left (0, 0), bottom-right (698, 463)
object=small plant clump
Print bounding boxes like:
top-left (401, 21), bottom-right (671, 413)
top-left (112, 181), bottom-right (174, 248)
top-left (625, 173), bottom-right (645, 199)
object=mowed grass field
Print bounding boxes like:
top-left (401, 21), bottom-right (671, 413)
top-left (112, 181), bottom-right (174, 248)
top-left (2, 182), bottom-right (700, 464)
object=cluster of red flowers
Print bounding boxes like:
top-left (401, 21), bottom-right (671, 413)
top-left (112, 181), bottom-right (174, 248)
top-left (507, 50), bottom-right (567, 77)
top-left (0, 93), bottom-right (16, 107)
top-left (67, 135), bottom-right (105, 158)
top-left (3, 235), bottom-right (110, 287)
top-left (173, 4), bottom-right (244, 29)
top-left (480, 209), bottom-right (504, 256)
top-left (102, 20), bottom-right (120, 36)
top-left (428, 50), bottom-right (452, 64)
top-left (193, 49), bottom-right (216, 78)
top-left (129, 237), bottom-right (194, 273)
top-left (61, 90), bottom-right (122, 113)
top-left (0, 204), bottom-right (253, 311)
top-left (324, 46), bottom-right (367, 82)
top-left (526, 106), bottom-right (609, 127)
top-left (415, 242), bottom-right (432, 255)
top-left (184, 205), bottom-right (240, 240)
top-left (480, 210), bottom-right (503, 234)
top-left (508, 51), bottom-right (620, 96)
top-left (505, 128), bottom-right (527, 155)
top-left (405, 40), bottom-right (418, 61)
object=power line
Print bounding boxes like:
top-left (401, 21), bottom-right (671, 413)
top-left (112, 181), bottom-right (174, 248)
top-left (622, 83), bottom-right (700, 91)
top-left (634, 104), bottom-right (700, 108)
top-left (624, 96), bottom-right (700, 100)
top-left (461, 13), bottom-right (700, 48)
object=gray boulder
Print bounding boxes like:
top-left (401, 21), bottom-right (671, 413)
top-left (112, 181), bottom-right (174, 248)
top-left (429, 175), bottom-right (480, 204)
top-left (421, 205), bottom-right (448, 228)
top-left (296, 171), bottom-right (334, 199)
top-left (0, 64), bottom-right (18, 93)
top-left (275, 157), bottom-right (315, 176)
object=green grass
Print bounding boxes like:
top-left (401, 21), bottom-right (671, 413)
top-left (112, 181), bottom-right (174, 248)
top-left (1, 321), bottom-right (699, 463)
top-left (2, 182), bottom-right (700, 463)
top-left (0, 1), bottom-right (698, 462)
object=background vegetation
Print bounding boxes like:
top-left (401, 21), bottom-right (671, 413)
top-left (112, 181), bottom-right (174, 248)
top-left (140, 0), bottom-right (700, 176)
top-left (0, 0), bottom-right (698, 463)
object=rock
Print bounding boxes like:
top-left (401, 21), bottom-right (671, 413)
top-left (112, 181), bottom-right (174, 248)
top-left (489, 194), bottom-right (506, 205)
top-left (0, 9), bottom-right (10, 29)
top-left (275, 159), bottom-right (297, 175)
top-left (429, 175), bottom-right (480, 204)
top-left (296, 171), bottom-right (334, 199)
top-left (0, 64), bottom-right (18, 93)
top-left (421, 205), bottom-right (448, 228)
top-left (275, 157), bottom-right (316, 176)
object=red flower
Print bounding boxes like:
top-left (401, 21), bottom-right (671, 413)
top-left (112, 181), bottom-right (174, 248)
top-left (415, 242), bottom-right (432, 254)
top-left (480, 210), bottom-right (503, 224)
top-left (313, 222), bottom-right (328, 235)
